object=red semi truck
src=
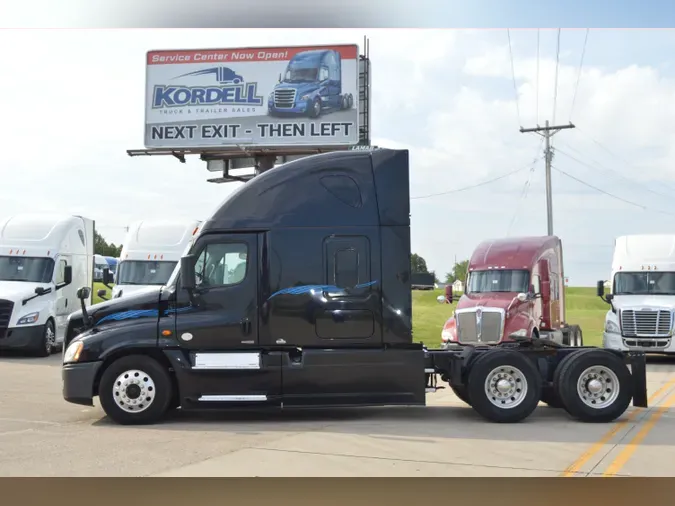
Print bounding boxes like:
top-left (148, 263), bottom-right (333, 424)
top-left (438, 236), bottom-right (585, 406)
top-left (439, 235), bottom-right (583, 348)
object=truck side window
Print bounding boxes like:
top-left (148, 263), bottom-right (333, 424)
top-left (319, 66), bottom-right (329, 81)
top-left (194, 242), bottom-right (248, 288)
top-left (532, 275), bottom-right (541, 295)
top-left (56, 259), bottom-right (68, 284)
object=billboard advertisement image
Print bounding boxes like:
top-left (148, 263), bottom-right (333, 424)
top-left (144, 44), bottom-right (360, 149)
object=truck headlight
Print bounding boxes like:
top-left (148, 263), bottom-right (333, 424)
top-left (605, 320), bottom-right (620, 334)
top-left (17, 312), bottom-right (39, 325)
top-left (300, 94), bottom-right (310, 101)
top-left (63, 341), bottom-right (84, 364)
top-left (510, 329), bottom-right (528, 337)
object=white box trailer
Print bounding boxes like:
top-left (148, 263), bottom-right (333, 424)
top-left (0, 214), bottom-right (94, 356)
top-left (598, 234), bottom-right (675, 355)
top-left (112, 220), bottom-right (201, 299)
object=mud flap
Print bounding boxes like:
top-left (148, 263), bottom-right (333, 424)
top-left (628, 352), bottom-right (648, 408)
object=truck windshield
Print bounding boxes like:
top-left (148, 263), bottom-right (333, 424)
top-left (117, 260), bottom-right (177, 286)
top-left (466, 269), bottom-right (530, 294)
top-left (284, 66), bottom-right (317, 83)
top-left (614, 271), bottom-right (675, 295)
top-left (0, 256), bottom-right (54, 283)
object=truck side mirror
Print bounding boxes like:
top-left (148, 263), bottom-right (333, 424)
top-left (436, 295), bottom-right (445, 304)
top-left (446, 285), bottom-right (453, 304)
top-left (278, 73), bottom-right (281, 83)
top-left (77, 287), bottom-right (91, 300)
top-left (102, 268), bottom-right (114, 287)
top-left (181, 255), bottom-right (197, 291)
top-left (517, 292), bottom-right (528, 302)
top-left (63, 265), bottom-right (73, 286)
top-left (596, 280), bottom-right (605, 297)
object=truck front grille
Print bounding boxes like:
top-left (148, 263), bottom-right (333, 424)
top-left (274, 89), bottom-right (296, 109)
top-left (0, 299), bottom-right (14, 339)
top-left (620, 309), bottom-right (672, 337)
top-left (456, 308), bottom-right (503, 344)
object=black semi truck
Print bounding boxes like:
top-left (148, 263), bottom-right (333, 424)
top-left (61, 149), bottom-right (648, 425)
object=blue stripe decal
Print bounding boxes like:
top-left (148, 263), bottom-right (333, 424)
top-left (267, 280), bottom-right (378, 300)
top-left (97, 305), bottom-right (196, 324)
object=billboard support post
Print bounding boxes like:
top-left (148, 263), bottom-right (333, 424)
top-left (127, 39), bottom-right (371, 184)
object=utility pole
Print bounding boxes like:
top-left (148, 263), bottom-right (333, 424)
top-left (520, 120), bottom-right (575, 236)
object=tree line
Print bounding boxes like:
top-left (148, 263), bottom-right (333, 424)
top-left (94, 230), bottom-right (122, 257)
top-left (411, 253), bottom-right (469, 285)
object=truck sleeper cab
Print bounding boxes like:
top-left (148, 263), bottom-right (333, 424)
top-left (0, 214), bottom-right (94, 356)
top-left (268, 49), bottom-right (353, 118)
top-left (439, 236), bottom-right (583, 348)
top-left (112, 220), bottom-right (201, 300)
top-left (61, 149), bottom-right (647, 426)
top-left (598, 234), bottom-right (675, 355)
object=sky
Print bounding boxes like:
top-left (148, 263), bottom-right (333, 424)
top-left (2, 28), bottom-right (675, 286)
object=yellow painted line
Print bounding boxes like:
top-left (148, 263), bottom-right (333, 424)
top-left (602, 388), bottom-right (675, 476)
top-left (561, 376), bottom-right (675, 477)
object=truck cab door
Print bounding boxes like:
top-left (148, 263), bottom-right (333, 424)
top-left (538, 261), bottom-right (552, 330)
top-left (174, 233), bottom-right (260, 350)
top-left (54, 256), bottom-right (72, 342)
top-left (168, 232), bottom-right (282, 408)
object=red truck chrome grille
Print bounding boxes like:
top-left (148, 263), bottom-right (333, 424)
top-left (455, 308), bottom-right (503, 343)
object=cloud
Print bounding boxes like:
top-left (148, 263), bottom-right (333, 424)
top-left (1, 29), bottom-right (675, 285)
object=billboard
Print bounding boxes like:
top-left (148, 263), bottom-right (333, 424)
top-left (144, 44), bottom-right (360, 149)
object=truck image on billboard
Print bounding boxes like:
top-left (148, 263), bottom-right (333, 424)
top-left (144, 44), bottom-right (359, 149)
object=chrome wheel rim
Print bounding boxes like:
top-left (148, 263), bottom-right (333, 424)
top-left (576, 365), bottom-right (620, 409)
top-left (45, 324), bottom-right (55, 353)
top-left (484, 366), bottom-right (528, 409)
top-left (113, 369), bottom-right (156, 414)
top-left (314, 101), bottom-right (320, 115)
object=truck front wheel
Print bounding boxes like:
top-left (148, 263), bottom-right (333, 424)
top-left (309, 97), bottom-right (322, 118)
top-left (466, 350), bottom-right (542, 423)
top-left (98, 355), bottom-right (173, 425)
top-left (555, 349), bottom-right (633, 423)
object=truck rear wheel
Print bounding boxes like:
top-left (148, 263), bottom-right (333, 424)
top-left (466, 350), bottom-right (542, 423)
top-left (98, 355), bottom-right (173, 425)
top-left (555, 349), bottom-right (633, 423)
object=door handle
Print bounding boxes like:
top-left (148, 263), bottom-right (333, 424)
top-left (241, 318), bottom-right (251, 335)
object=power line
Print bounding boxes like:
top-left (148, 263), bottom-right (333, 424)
top-left (552, 28), bottom-right (561, 124)
top-left (535, 28), bottom-right (540, 125)
top-left (506, 29), bottom-right (522, 127)
top-left (507, 138), bottom-right (544, 235)
top-left (551, 164), bottom-right (675, 217)
top-left (411, 165), bottom-right (533, 200)
top-left (569, 28), bottom-right (589, 122)
top-left (554, 144), bottom-right (674, 200)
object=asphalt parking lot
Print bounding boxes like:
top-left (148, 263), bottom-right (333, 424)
top-left (1, 352), bottom-right (675, 477)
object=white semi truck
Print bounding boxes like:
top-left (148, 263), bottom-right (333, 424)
top-left (597, 234), bottom-right (675, 355)
top-left (112, 220), bottom-right (201, 299)
top-left (0, 214), bottom-right (95, 356)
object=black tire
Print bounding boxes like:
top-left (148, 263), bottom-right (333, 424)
top-left (466, 350), bottom-right (542, 423)
top-left (555, 349), bottom-right (633, 423)
top-left (309, 97), bottom-right (321, 118)
top-left (32, 319), bottom-right (55, 357)
top-left (98, 355), bottom-right (173, 425)
top-left (451, 385), bottom-right (471, 406)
